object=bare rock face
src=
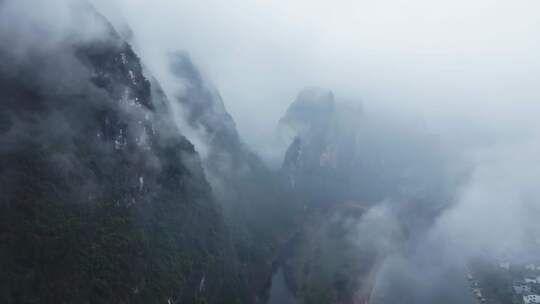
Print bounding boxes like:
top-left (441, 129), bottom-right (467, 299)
top-left (279, 87), bottom-right (360, 206)
top-left (279, 87), bottom-right (336, 139)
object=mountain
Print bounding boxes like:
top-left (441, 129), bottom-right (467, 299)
top-left (0, 2), bottom-right (463, 304)
top-left (279, 87), bottom-right (453, 211)
top-left (270, 87), bottom-right (457, 304)
top-left (279, 87), bottom-right (359, 206)
top-left (167, 52), bottom-right (303, 298)
top-left (0, 3), bottom-right (246, 303)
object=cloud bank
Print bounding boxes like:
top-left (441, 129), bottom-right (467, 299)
top-left (89, 0), bottom-right (540, 301)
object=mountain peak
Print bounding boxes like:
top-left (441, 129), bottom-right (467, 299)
top-left (278, 87), bottom-right (335, 143)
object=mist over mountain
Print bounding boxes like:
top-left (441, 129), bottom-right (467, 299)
top-left (0, 2), bottom-right (246, 303)
top-left (279, 87), bottom-right (455, 207)
top-left (2, 0), bottom-right (540, 304)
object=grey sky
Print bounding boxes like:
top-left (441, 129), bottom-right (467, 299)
top-left (3, 0), bottom-right (540, 300)
top-left (92, 0), bottom-right (540, 154)
top-left (90, 0), bottom-right (540, 260)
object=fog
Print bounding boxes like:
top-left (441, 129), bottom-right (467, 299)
top-left (88, 0), bottom-right (540, 301)
top-left (3, 0), bottom-right (540, 302)
top-left (92, 0), bottom-right (540, 154)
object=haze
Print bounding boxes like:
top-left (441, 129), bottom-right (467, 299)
top-left (93, 0), bottom-right (540, 154)
top-left (2, 0), bottom-right (540, 303)
top-left (91, 0), bottom-right (540, 296)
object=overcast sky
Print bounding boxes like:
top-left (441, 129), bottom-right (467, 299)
top-left (91, 0), bottom-right (540, 267)
top-left (4, 0), bottom-right (539, 299)
top-left (92, 0), bottom-right (540, 155)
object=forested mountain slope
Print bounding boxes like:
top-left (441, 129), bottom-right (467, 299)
top-left (0, 2), bottom-right (246, 303)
